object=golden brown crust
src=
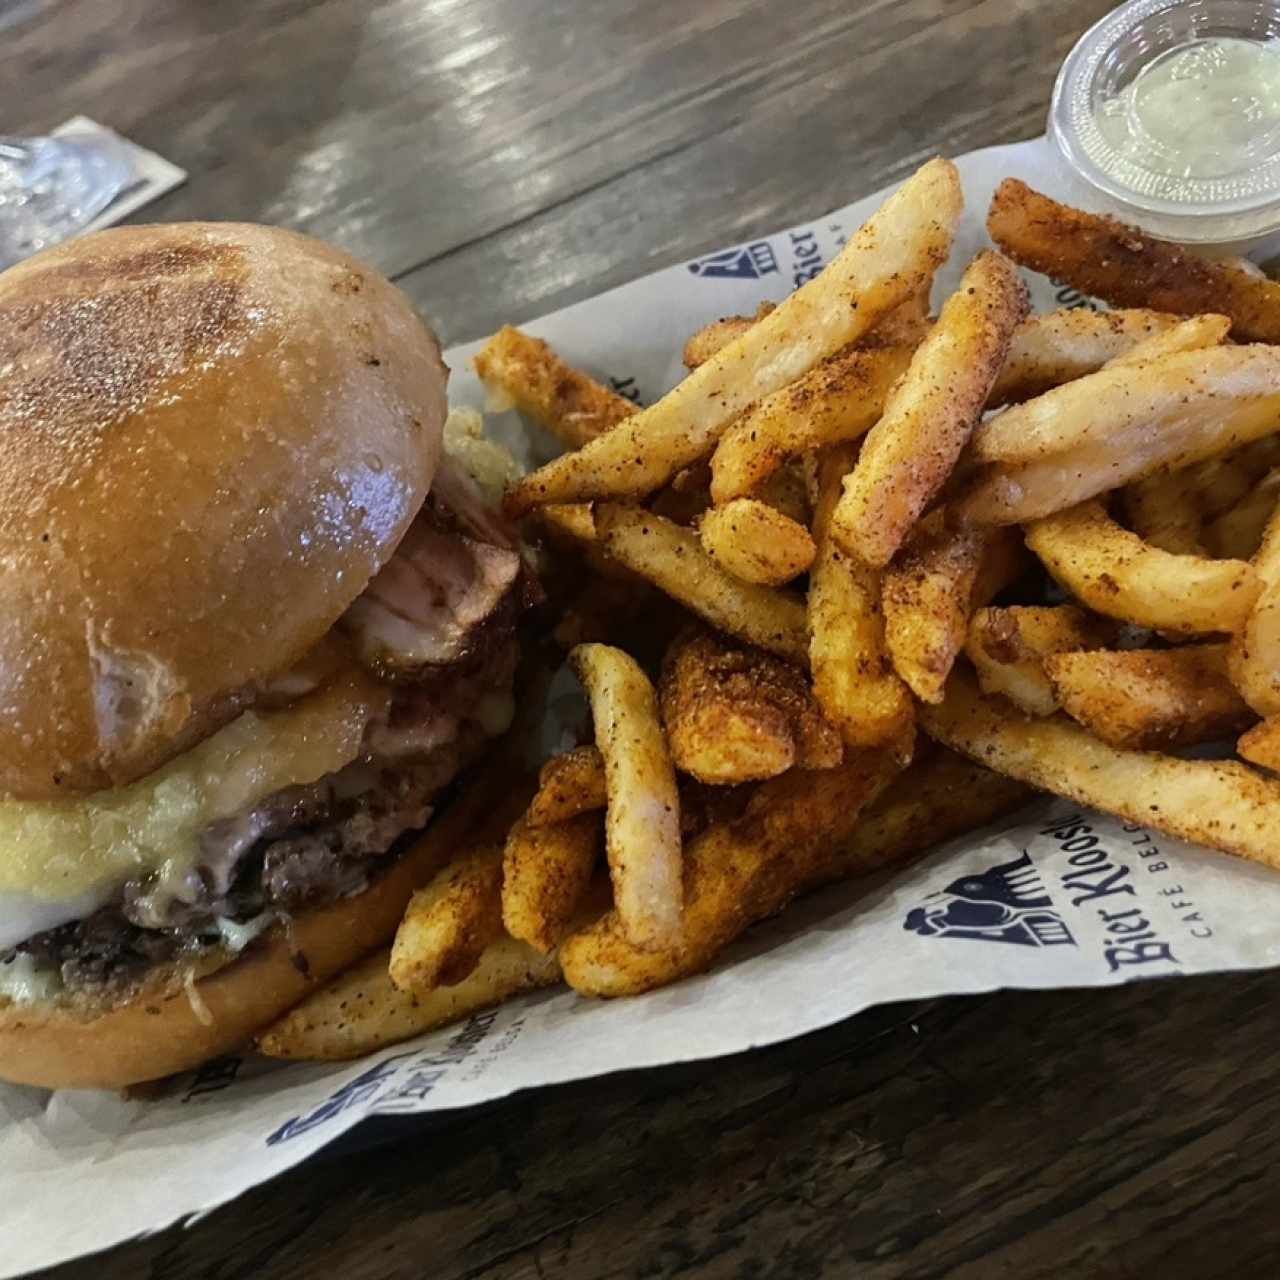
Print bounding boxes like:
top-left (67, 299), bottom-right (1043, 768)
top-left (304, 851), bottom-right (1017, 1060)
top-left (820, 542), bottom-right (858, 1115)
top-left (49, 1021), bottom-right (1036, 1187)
top-left (472, 325), bottom-right (636, 450)
top-left (659, 627), bottom-right (841, 783)
top-left (0, 808), bottom-right (467, 1090)
top-left (987, 178), bottom-right (1280, 343)
top-left (0, 223), bottom-right (446, 798)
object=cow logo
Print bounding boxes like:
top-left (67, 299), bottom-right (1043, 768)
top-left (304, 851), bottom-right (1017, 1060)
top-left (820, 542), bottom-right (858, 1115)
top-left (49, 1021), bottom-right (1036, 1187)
top-left (904, 850), bottom-right (1076, 948)
top-left (688, 241), bottom-right (779, 280)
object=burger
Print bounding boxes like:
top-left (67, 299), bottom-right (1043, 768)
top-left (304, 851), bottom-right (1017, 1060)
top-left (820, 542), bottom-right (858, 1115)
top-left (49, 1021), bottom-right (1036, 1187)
top-left (0, 222), bottom-right (533, 1089)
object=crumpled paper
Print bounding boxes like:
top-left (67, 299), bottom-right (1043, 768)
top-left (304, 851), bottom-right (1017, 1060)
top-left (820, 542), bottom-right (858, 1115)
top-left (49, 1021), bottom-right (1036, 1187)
top-left (6, 135), bottom-right (1280, 1277)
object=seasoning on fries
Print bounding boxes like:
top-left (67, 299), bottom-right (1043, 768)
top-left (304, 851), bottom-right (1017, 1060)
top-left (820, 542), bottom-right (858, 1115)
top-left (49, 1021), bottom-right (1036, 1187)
top-left (258, 155), bottom-right (1280, 1065)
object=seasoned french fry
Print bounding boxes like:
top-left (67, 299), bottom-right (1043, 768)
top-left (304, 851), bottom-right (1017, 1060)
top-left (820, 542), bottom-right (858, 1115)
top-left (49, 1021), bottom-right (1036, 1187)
top-left (963, 346), bottom-right (1280, 524)
top-left (1121, 438), bottom-right (1280, 556)
top-left (708, 345), bottom-right (912, 503)
top-left (1026, 500), bottom-right (1259, 635)
top-left (988, 177), bottom-right (1280, 343)
top-left (559, 745), bottom-right (907, 997)
top-left (698, 498), bottom-right (816, 585)
top-left (756, 459), bottom-right (811, 526)
top-left (648, 459), bottom-right (714, 527)
top-left (1198, 437), bottom-right (1280, 515)
top-left (1239, 717), bottom-right (1280, 772)
top-left (257, 937), bottom-right (563, 1061)
top-left (1204, 468), bottom-right (1280, 560)
top-left (808, 446), bottom-right (914, 749)
top-left (594, 503), bottom-right (809, 662)
top-left (921, 668), bottom-right (1280, 873)
top-left (1045, 644), bottom-right (1254, 750)
top-left (831, 252), bottom-right (1027, 567)
top-left (527, 746), bottom-right (607, 827)
top-left (882, 519), bottom-right (1021, 705)
top-left (659, 628), bottom-right (841, 784)
top-left (1104, 313), bottom-right (1230, 369)
top-left (389, 847), bottom-right (504, 993)
top-left (537, 502), bottom-right (597, 544)
top-left (571, 643), bottom-right (683, 951)
top-left (474, 326), bottom-right (637, 450)
top-left (871, 286), bottom-right (933, 346)
top-left (964, 605), bottom-right (1114, 716)
top-left (1229, 500), bottom-right (1280, 715)
top-left (682, 303), bottom-right (776, 369)
top-left (833, 746), bottom-right (1032, 879)
top-left (505, 158), bottom-right (962, 513)
top-left (503, 813), bottom-right (603, 953)
top-left (988, 308), bottom-right (1180, 407)
top-left (1121, 472), bottom-right (1206, 556)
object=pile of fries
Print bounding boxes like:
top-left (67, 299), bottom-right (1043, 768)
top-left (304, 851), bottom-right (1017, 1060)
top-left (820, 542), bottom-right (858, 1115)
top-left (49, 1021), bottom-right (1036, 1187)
top-left (259, 157), bottom-right (1280, 1060)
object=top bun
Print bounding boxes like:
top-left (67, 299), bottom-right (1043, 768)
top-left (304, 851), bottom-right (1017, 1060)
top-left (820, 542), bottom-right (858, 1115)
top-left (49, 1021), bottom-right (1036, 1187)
top-left (0, 223), bottom-right (446, 799)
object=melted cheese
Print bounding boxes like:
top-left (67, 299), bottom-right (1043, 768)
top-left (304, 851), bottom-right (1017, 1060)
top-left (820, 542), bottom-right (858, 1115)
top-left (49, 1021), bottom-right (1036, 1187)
top-left (0, 671), bottom-right (389, 905)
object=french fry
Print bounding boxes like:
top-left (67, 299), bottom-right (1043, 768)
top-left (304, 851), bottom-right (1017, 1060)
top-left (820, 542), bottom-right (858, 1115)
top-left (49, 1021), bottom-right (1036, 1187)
top-left (872, 285), bottom-right (933, 346)
top-left (1045, 644), bottom-right (1254, 750)
top-left (648, 459), bottom-right (714, 527)
top-left (570, 643), bottom-right (683, 951)
top-left (474, 326), bottom-right (637, 450)
top-left (963, 346), bottom-right (1280, 524)
top-left (1121, 472), bottom-right (1206, 556)
top-left (1025, 500), bottom-right (1259, 635)
top-left (537, 502), bottom-right (597, 544)
top-left (808, 446), bottom-right (914, 749)
top-left (988, 177), bottom-right (1280, 343)
top-left (882, 519), bottom-right (1022, 705)
top-left (831, 251), bottom-right (1029, 567)
top-left (1229, 500), bottom-right (1280, 715)
top-left (389, 847), bottom-right (504, 993)
top-left (682, 303), bottom-right (776, 370)
top-left (659, 628), bottom-right (841, 784)
top-left (527, 746), bottom-right (607, 826)
top-left (1119, 438), bottom-right (1279, 556)
top-left (698, 498), bottom-right (816, 586)
top-left (1104, 313), bottom-right (1230, 368)
top-left (964, 604), bottom-right (1115, 716)
top-left (988, 308), bottom-right (1179, 408)
top-left (559, 745), bottom-right (907, 997)
top-left (921, 668), bottom-right (1280, 873)
top-left (708, 345), bottom-right (913, 503)
top-left (505, 158), bottom-right (962, 514)
top-left (594, 503), bottom-right (809, 663)
top-left (756, 459), bottom-right (811, 526)
top-left (1239, 717), bottom-right (1280, 772)
top-left (1198, 437), bottom-right (1280, 514)
top-left (1204, 468), bottom-right (1280, 560)
top-left (256, 937), bottom-right (563, 1061)
top-left (503, 813), bottom-right (603, 953)
top-left (833, 746), bottom-right (1032, 879)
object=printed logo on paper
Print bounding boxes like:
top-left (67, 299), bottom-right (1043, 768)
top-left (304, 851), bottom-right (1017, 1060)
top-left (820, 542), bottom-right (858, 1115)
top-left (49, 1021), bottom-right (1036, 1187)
top-left (903, 850), bottom-right (1076, 948)
top-left (687, 241), bottom-right (779, 280)
top-left (266, 1052), bottom-right (416, 1145)
top-left (264, 1008), bottom-right (517, 1145)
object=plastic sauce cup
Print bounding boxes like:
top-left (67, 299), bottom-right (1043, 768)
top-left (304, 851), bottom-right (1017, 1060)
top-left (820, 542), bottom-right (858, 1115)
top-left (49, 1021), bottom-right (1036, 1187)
top-left (1050, 0), bottom-right (1280, 255)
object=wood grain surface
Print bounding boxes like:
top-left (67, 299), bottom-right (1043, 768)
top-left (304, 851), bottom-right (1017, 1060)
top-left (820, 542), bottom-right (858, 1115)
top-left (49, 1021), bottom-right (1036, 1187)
top-left (11, 0), bottom-right (1277, 1277)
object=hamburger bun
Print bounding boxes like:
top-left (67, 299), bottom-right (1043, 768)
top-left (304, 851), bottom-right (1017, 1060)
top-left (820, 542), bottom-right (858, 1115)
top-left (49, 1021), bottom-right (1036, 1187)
top-left (0, 222), bottom-right (447, 800)
top-left (0, 788), bottom-right (473, 1090)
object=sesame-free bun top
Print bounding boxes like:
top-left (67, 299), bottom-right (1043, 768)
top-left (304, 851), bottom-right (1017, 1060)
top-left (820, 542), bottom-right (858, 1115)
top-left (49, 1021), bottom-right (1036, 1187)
top-left (0, 222), bottom-right (446, 800)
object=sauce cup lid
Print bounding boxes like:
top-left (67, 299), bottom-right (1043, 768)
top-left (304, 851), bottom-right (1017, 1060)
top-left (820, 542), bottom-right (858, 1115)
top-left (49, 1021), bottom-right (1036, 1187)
top-left (1051, 0), bottom-right (1280, 242)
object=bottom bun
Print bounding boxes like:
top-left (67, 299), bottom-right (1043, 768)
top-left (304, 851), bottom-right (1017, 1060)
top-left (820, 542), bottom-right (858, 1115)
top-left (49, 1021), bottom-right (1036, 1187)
top-left (0, 810), bottom-right (469, 1091)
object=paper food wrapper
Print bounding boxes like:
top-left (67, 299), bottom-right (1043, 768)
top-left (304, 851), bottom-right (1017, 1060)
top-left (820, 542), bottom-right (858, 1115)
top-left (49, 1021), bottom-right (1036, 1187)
top-left (7, 134), bottom-right (1280, 1275)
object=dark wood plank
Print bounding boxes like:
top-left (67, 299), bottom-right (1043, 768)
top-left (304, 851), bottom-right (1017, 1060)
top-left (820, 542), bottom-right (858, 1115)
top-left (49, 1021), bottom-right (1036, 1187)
top-left (5, 0), bottom-right (1115, 342)
top-left (38, 970), bottom-right (1280, 1280)
top-left (10, 1), bottom-right (1273, 1278)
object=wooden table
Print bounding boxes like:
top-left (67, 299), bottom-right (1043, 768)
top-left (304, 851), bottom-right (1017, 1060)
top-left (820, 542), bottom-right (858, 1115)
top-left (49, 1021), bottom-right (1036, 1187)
top-left (10, 0), bottom-right (1280, 1275)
